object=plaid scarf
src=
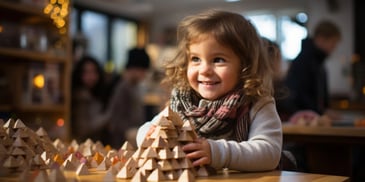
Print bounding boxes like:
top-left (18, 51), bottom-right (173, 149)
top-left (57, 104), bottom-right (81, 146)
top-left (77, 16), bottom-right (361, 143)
top-left (170, 89), bottom-right (251, 142)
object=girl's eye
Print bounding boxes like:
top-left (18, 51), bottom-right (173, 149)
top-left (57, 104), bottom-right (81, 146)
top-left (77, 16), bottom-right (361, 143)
top-left (191, 56), bottom-right (201, 62)
top-left (213, 57), bottom-right (225, 63)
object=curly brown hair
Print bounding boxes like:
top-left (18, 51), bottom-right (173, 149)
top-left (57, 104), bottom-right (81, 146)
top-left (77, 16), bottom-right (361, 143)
top-left (162, 9), bottom-right (273, 102)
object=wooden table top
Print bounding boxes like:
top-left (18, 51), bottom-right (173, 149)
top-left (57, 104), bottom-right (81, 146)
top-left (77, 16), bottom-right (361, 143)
top-left (282, 124), bottom-right (365, 137)
top-left (1, 169), bottom-right (349, 182)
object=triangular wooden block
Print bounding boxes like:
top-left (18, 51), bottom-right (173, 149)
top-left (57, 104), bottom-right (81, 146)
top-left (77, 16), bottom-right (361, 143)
top-left (121, 150), bottom-right (134, 159)
top-left (96, 159), bottom-right (110, 171)
top-left (137, 158), bottom-right (147, 168)
top-left (172, 146), bottom-right (186, 158)
top-left (66, 153), bottom-right (80, 167)
top-left (124, 158), bottom-right (137, 169)
top-left (149, 126), bottom-right (161, 139)
top-left (179, 158), bottom-right (193, 169)
top-left (76, 163), bottom-right (89, 175)
top-left (131, 170), bottom-right (146, 182)
top-left (62, 160), bottom-right (76, 171)
top-left (3, 156), bottom-right (20, 168)
top-left (151, 136), bottom-right (167, 148)
top-left (33, 170), bottom-right (49, 182)
top-left (89, 159), bottom-right (99, 168)
top-left (156, 117), bottom-right (175, 129)
top-left (163, 107), bottom-right (183, 127)
top-left (82, 146), bottom-right (93, 157)
top-left (178, 169), bottom-right (195, 182)
top-left (116, 165), bottom-right (136, 179)
top-left (11, 147), bottom-right (26, 156)
top-left (36, 127), bottom-right (48, 137)
top-left (12, 129), bottom-right (28, 138)
top-left (197, 165), bottom-right (209, 177)
top-left (142, 158), bottom-right (157, 170)
top-left (158, 160), bottom-right (173, 171)
top-left (132, 148), bottom-right (144, 159)
top-left (107, 165), bottom-right (118, 175)
top-left (141, 147), bottom-right (158, 159)
top-left (170, 159), bottom-right (181, 170)
top-left (3, 118), bottom-right (15, 128)
top-left (165, 170), bottom-right (179, 180)
top-left (177, 130), bottom-right (193, 142)
top-left (157, 148), bottom-right (173, 159)
top-left (13, 119), bottom-right (26, 129)
top-left (53, 154), bottom-right (64, 166)
top-left (166, 129), bottom-right (178, 138)
top-left (106, 150), bottom-right (118, 158)
top-left (103, 168), bottom-right (116, 181)
top-left (147, 168), bottom-right (165, 181)
top-left (93, 152), bottom-right (104, 165)
top-left (120, 141), bottom-right (135, 151)
top-left (181, 121), bottom-right (194, 131)
top-left (49, 167), bottom-right (67, 182)
top-left (33, 154), bottom-right (46, 166)
top-left (140, 138), bottom-right (153, 149)
top-left (12, 137), bottom-right (26, 147)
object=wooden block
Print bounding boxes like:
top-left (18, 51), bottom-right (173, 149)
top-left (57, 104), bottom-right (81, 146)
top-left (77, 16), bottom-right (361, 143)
top-left (66, 153), bottom-right (80, 167)
top-left (36, 127), bottom-right (48, 137)
top-left (89, 159), bottom-right (99, 168)
top-left (3, 118), bottom-right (15, 128)
top-left (151, 136), bottom-right (167, 148)
top-left (172, 146), bottom-right (186, 158)
top-left (12, 137), bottom-right (26, 147)
top-left (120, 141), bottom-right (135, 151)
top-left (147, 168), bottom-right (165, 181)
top-left (141, 138), bottom-right (153, 149)
top-left (12, 129), bottom-right (28, 138)
top-left (131, 170), bottom-right (146, 182)
top-left (181, 120), bottom-right (194, 131)
top-left (53, 154), bottom-right (64, 166)
top-left (170, 159), bottom-right (181, 170)
top-left (179, 158), bottom-right (193, 169)
top-left (13, 119), bottom-right (26, 129)
top-left (103, 168), bottom-right (116, 181)
top-left (177, 130), bottom-right (193, 142)
top-left (164, 107), bottom-right (183, 127)
top-left (141, 148), bottom-right (158, 159)
top-left (93, 152), bottom-right (104, 165)
top-left (196, 165), bottom-right (209, 177)
top-left (116, 165), bottom-right (136, 179)
top-left (11, 147), bottom-right (26, 156)
top-left (96, 158), bottom-right (110, 171)
top-left (3, 156), bottom-right (20, 168)
top-left (165, 170), bottom-right (179, 180)
top-left (142, 158), bottom-right (157, 170)
top-left (49, 167), bottom-right (67, 182)
top-left (33, 170), bottom-right (49, 182)
top-left (157, 148), bottom-right (173, 159)
top-left (76, 163), bottom-right (89, 175)
top-left (132, 148), bottom-right (144, 159)
top-left (158, 159), bottom-right (173, 171)
top-left (178, 169), bottom-right (195, 182)
top-left (156, 116), bottom-right (175, 129)
top-left (62, 160), bottom-right (76, 171)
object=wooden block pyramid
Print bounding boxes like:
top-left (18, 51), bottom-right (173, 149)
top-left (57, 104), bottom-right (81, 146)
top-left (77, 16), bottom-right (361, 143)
top-left (115, 108), bottom-right (200, 181)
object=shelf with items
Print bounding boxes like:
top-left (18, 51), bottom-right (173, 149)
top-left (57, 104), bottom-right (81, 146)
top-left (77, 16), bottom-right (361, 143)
top-left (0, 0), bottom-right (71, 140)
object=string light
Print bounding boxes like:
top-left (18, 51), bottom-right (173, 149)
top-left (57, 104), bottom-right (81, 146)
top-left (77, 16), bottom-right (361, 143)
top-left (43, 0), bottom-right (69, 32)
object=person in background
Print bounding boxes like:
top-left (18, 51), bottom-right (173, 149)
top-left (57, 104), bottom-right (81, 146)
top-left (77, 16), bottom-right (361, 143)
top-left (283, 20), bottom-right (341, 123)
top-left (136, 10), bottom-right (282, 171)
top-left (102, 47), bottom-right (151, 149)
top-left (71, 56), bottom-right (107, 142)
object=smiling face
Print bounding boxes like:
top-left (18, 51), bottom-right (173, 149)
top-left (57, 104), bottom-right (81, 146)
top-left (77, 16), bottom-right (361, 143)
top-left (187, 36), bottom-right (241, 100)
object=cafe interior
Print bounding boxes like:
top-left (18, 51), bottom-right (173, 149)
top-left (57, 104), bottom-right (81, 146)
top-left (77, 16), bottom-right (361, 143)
top-left (0, 0), bottom-right (365, 181)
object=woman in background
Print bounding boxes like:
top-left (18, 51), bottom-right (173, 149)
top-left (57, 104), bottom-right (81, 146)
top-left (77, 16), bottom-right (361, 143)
top-left (71, 56), bottom-right (107, 142)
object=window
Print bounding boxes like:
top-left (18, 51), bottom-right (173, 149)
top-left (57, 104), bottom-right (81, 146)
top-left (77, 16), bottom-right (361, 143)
top-left (246, 12), bottom-right (308, 61)
top-left (111, 19), bottom-right (137, 72)
top-left (81, 11), bottom-right (108, 63)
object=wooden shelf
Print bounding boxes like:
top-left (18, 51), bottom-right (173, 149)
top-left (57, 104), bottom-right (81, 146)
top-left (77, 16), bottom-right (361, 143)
top-left (0, 47), bottom-right (67, 63)
top-left (0, 1), bottom-right (48, 18)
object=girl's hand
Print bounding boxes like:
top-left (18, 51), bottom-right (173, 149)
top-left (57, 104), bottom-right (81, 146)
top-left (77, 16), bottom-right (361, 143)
top-left (182, 138), bottom-right (211, 166)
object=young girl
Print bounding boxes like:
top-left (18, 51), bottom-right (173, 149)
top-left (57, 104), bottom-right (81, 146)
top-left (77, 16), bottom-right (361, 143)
top-left (136, 10), bottom-right (282, 172)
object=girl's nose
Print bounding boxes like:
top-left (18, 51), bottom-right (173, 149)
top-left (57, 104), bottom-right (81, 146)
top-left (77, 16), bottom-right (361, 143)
top-left (199, 61), bottom-right (213, 75)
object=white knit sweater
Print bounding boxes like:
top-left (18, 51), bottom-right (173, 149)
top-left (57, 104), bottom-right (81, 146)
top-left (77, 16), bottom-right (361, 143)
top-left (136, 96), bottom-right (282, 171)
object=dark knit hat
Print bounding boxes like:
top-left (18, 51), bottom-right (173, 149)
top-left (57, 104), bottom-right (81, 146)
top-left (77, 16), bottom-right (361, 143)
top-left (125, 47), bottom-right (151, 69)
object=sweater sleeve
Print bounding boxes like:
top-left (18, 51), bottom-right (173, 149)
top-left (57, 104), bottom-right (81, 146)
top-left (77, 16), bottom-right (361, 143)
top-left (208, 97), bottom-right (282, 171)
